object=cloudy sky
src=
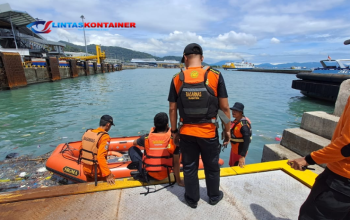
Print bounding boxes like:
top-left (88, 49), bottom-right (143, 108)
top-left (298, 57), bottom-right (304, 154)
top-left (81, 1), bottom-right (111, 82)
top-left (9, 0), bottom-right (350, 64)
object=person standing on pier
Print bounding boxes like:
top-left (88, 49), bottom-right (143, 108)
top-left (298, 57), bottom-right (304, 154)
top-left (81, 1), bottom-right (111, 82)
top-left (288, 96), bottom-right (350, 220)
top-left (79, 115), bottom-right (116, 185)
top-left (229, 102), bottom-right (252, 168)
top-left (168, 43), bottom-right (231, 208)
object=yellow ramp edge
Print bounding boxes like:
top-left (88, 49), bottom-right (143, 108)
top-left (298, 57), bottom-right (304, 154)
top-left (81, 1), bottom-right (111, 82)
top-left (0, 160), bottom-right (317, 204)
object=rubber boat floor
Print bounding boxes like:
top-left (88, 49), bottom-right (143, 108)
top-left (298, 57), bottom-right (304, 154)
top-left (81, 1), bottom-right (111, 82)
top-left (0, 161), bottom-right (317, 220)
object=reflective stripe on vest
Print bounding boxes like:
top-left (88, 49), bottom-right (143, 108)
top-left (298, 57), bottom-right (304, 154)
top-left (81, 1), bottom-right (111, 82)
top-left (80, 129), bottom-right (107, 165)
top-left (143, 127), bottom-right (173, 172)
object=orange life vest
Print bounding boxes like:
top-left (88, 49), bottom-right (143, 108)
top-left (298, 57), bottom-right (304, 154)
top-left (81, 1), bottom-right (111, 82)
top-left (174, 67), bottom-right (220, 124)
top-left (143, 127), bottom-right (173, 173)
top-left (80, 129), bottom-right (107, 165)
top-left (230, 117), bottom-right (252, 143)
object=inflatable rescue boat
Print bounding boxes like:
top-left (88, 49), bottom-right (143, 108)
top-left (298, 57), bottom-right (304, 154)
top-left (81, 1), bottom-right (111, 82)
top-left (46, 136), bottom-right (224, 183)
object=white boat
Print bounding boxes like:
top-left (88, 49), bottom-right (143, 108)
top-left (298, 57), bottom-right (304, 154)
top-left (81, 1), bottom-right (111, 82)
top-left (222, 60), bottom-right (255, 70)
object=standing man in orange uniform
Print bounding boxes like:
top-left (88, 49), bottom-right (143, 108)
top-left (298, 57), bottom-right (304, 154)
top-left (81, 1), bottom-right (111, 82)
top-left (168, 43), bottom-right (231, 208)
top-left (288, 96), bottom-right (350, 220)
top-left (229, 102), bottom-right (252, 168)
top-left (80, 115), bottom-right (116, 185)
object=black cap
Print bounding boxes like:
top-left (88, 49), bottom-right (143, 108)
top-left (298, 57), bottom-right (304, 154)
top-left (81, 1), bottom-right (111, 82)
top-left (101, 115), bottom-right (115, 126)
top-left (154, 112), bottom-right (168, 128)
top-left (181, 43), bottom-right (203, 63)
top-left (230, 102), bottom-right (244, 112)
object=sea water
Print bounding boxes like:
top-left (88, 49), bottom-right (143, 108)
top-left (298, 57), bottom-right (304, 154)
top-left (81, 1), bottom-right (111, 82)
top-left (0, 69), bottom-right (334, 166)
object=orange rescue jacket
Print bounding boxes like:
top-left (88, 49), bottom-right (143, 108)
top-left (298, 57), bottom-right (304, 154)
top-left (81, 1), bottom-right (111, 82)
top-left (230, 117), bottom-right (252, 143)
top-left (173, 66), bottom-right (221, 138)
top-left (143, 127), bottom-right (176, 180)
top-left (80, 128), bottom-right (111, 177)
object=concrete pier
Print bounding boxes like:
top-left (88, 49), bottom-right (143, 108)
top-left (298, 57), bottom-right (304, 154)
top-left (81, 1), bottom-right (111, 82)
top-left (0, 161), bottom-right (316, 220)
top-left (236, 68), bottom-right (311, 74)
top-left (262, 79), bottom-right (350, 172)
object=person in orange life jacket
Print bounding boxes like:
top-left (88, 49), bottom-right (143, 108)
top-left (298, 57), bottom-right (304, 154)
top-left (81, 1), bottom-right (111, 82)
top-left (80, 115), bottom-right (116, 185)
top-left (229, 102), bottom-right (252, 168)
top-left (128, 112), bottom-right (184, 186)
top-left (168, 43), bottom-right (231, 208)
top-left (287, 96), bottom-right (350, 220)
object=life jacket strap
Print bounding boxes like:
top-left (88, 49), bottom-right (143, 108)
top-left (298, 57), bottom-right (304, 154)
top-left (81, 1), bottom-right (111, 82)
top-left (140, 166), bottom-right (175, 196)
top-left (230, 136), bottom-right (253, 143)
top-left (144, 155), bottom-right (173, 159)
top-left (230, 138), bottom-right (244, 143)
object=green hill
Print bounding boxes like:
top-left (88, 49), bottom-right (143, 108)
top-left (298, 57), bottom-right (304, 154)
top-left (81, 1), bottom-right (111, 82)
top-left (60, 41), bottom-right (209, 65)
top-left (60, 41), bottom-right (180, 62)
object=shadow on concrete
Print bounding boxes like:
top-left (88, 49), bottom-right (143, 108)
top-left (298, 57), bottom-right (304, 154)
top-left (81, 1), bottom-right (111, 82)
top-left (250, 203), bottom-right (291, 220)
top-left (165, 183), bottom-right (209, 207)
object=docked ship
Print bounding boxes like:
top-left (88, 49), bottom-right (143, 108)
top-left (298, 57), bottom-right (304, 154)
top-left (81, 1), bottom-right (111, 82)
top-left (292, 39), bottom-right (350, 102)
top-left (222, 60), bottom-right (255, 70)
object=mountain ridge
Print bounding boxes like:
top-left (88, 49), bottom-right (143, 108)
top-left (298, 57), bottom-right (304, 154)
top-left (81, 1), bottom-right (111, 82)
top-left (210, 60), bottom-right (322, 68)
top-left (60, 41), bottom-right (183, 62)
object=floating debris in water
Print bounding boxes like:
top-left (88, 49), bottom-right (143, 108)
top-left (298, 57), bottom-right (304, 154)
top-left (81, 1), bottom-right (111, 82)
top-left (62, 137), bottom-right (68, 139)
top-left (275, 137), bottom-right (281, 141)
top-left (19, 172), bottom-right (27, 177)
top-left (38, 132), bottom-right (45, 135)
top-left (37, 145), bottom-right (41, 148)
top-left (22, 134), bottom-right (31, 137)
top-left (36, 167), bottom-right (47, 173)
top-left (5, 153), bottom-right (19, 159)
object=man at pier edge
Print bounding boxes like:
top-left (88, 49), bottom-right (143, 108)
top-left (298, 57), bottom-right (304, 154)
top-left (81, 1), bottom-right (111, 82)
top-left (168, 43), bottom-right (231, 208)
top-left (288, 96), bottom-right (350, 219)
top-left (229, 102), bottom-right (252, 167)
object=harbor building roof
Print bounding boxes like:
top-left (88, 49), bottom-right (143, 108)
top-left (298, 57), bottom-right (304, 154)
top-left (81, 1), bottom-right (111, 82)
top-left (0, 3), bottom-right (41, 39)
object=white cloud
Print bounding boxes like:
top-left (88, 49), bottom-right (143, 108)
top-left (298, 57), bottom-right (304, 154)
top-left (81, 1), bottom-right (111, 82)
top-left (229, 0), bottom-right (345, 14)
top-left (203, 50), bottom-right (254, 62)
top-left (6, 0), bottom-right (350, 63)
top-left (239, 15), bottom-right (349, 36)
top-left (270, 37), bottom-right (280, 44)
top-left (215, 31), bottom-right (257, 46)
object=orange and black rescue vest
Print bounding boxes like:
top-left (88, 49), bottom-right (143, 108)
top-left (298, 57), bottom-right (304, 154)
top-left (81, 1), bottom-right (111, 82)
top-left (80, 129), bottom-right (107, 165)
top-left (143, 128), bottom-right (173, 173)
top-left (230, 117), bottom-right (252, 143)
top-left (176, 67), bottom-right (219, 124)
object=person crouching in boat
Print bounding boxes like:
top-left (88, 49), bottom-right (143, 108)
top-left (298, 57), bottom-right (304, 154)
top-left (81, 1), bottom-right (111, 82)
top-left (128, 112), bottom-right (184, 186)
top-left (229, 102), bottom-right (252, 168)
top-left (79, 115), bottom-right (116, 185)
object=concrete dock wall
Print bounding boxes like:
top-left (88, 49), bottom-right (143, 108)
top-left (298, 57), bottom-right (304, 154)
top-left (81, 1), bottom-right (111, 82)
top-left (0, 52), bottom-right (122, 90)
top-left (334, 80), bottom-right (350, 117)
top-left (262, 79), bottom-right (350, 172)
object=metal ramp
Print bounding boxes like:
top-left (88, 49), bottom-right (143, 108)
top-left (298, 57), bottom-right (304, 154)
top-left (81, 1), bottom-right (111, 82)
top-left (0, 161), bottom-right (317, 220)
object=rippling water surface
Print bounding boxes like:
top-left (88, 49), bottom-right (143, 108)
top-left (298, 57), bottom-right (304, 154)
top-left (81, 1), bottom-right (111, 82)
top-left (0, 69), bottom-right (334, 165)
